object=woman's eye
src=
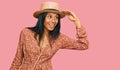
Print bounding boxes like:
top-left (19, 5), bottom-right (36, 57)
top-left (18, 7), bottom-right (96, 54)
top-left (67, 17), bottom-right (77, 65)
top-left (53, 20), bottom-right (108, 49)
top-left (47, 15), bottom-right (51, 19)
top-left (55, 16), bottom-right (58, 19)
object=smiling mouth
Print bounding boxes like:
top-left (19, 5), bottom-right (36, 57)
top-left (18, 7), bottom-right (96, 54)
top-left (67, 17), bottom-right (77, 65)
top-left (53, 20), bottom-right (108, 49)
top-left (49, 23), bottom-right (56, 28)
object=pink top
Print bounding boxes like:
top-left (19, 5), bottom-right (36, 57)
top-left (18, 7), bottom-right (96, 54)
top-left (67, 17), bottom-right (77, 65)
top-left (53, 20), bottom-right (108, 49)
top-left (10, 26), bottom-right (89, 70)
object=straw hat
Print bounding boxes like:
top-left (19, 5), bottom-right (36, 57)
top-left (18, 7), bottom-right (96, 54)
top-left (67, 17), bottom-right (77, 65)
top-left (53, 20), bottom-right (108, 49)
top-left (33, 2), bottom-right (65, 18)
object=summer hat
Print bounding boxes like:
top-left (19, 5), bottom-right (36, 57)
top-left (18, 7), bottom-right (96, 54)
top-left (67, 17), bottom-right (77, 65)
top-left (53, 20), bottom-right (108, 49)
top-left (33, 2), bottom-right (65, 18)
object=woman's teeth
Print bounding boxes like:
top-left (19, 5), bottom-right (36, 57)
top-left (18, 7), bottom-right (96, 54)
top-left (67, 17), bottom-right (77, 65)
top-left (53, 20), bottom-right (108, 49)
top-left (49, 23), bottom-right (55, 28)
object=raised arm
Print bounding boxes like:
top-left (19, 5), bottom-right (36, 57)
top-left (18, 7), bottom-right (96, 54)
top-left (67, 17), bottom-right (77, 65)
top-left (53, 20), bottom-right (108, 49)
top-left (60, 10), bottom-right (89, 50)
top-left (60, 26), bottom-right (89, 50)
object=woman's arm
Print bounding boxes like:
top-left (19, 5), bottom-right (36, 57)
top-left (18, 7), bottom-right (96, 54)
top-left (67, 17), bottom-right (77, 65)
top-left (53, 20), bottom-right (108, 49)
top-left (10, 29), bottom-right (25, 70)
top-left (60, 10), bottom-right (89, 50)
top-left (60, 26), bottom-right (89, 50)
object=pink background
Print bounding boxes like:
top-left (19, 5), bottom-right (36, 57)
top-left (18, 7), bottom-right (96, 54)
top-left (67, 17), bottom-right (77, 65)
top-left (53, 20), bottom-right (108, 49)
top-left (0, 0), bottom-right (120, 70)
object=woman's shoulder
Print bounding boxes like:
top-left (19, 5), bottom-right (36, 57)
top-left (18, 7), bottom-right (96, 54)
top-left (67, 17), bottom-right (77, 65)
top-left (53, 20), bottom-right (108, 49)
top-left (59, 32), bottom-right (70, 37)
top-left (57, 32), bottom-right (68, 40)
top-left (20, 27), bottom-right (34, 36)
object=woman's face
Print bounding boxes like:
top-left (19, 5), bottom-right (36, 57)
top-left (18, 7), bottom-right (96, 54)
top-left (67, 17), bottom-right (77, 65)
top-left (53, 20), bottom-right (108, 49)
top-left (44, 12), bottom-right (59, 31)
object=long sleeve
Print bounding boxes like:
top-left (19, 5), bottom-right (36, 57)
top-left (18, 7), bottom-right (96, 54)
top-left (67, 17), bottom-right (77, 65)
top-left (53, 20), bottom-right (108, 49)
top-left (10, 29), bottom-right (25, 70)
top-left (60, 26), bottom-right (89, 50)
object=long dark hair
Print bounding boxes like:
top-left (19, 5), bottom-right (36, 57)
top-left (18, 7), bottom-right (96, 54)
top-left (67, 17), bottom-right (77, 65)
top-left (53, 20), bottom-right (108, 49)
top-left (27, 12), bottom-right (61, 45)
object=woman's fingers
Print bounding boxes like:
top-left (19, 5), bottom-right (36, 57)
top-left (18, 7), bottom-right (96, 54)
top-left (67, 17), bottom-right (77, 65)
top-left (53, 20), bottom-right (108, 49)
top-left (65, 10), bottom-right (77, 18)
top-left (62, 10), bottom-right (70, 15)
top-left (62, 10), bottom-right (78, 22)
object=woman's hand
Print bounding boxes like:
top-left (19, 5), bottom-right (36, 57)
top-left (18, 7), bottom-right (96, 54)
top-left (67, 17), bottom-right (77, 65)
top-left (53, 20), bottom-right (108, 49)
top-left (62, 10), bottom-right (81, 28)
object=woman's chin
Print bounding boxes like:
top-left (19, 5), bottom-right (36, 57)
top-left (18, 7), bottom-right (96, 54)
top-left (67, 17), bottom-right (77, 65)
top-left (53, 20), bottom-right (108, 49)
top-left (48, 28), bottom-right (55, 31)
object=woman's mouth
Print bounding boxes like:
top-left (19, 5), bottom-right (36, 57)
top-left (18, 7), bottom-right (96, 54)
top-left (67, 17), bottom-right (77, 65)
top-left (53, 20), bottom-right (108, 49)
top-left (49, 23), bottom-right (55, 28)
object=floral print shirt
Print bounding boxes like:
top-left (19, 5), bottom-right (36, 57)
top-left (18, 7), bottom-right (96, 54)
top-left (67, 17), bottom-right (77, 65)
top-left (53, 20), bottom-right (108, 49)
top-left (10, 26), bottom-right (89, 70)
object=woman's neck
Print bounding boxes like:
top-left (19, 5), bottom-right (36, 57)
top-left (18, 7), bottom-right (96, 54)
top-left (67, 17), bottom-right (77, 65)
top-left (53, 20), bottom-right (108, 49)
top-left (43, 28), bottom-right (50, 39)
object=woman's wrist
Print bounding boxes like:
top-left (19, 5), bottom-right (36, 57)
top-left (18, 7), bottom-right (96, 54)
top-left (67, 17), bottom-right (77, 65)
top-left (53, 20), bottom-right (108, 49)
top-left (74, 18), bottom-right (81, 28)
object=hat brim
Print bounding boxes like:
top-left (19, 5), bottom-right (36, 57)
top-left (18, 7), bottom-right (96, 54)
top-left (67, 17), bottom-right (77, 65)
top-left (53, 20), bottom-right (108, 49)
top-left (33, 9), bottom-right (65, 18)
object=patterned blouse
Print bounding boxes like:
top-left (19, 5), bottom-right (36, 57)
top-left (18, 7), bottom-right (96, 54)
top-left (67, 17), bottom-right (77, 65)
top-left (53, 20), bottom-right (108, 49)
top-left (10, 26), bottom-right (89, 70)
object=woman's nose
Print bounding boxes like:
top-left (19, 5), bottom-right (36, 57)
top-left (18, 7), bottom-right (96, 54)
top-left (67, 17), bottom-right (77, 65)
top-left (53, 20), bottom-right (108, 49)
top-left (51, 18), bottom-right (56, 22)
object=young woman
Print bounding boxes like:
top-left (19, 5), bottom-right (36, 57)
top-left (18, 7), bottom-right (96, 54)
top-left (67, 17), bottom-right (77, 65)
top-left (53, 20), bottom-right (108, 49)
top-left (10, 2), bottom-right (89, 70)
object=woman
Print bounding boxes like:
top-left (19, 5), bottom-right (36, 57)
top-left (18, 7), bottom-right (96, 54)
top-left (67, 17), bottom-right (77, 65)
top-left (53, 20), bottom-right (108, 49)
top-left (10, 1), bottom-right (89, 70)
